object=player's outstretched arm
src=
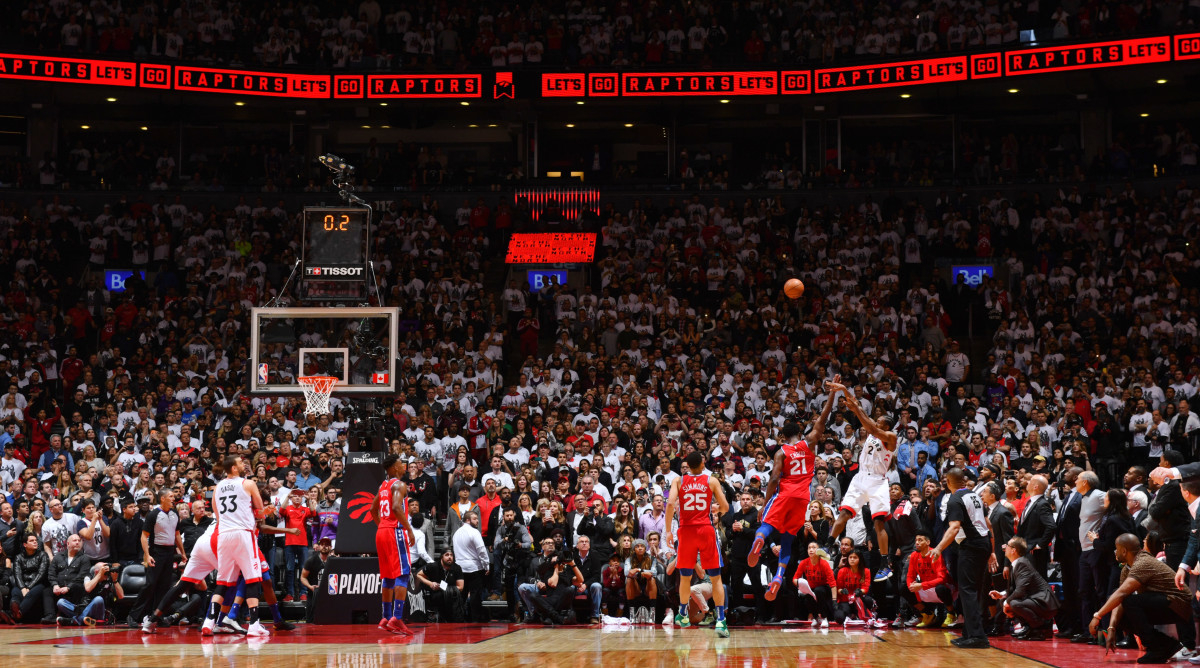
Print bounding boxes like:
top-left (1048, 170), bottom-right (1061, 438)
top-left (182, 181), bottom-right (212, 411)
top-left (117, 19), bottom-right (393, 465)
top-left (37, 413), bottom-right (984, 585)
top-left (762, 449), bottom-right (786, 513)
top-left (828, 381), bottom-right (894, 444)
top-left (806, 375), bottom-right (842, 443)
top-left (244, 478), bottom-right (265, 518)
top-left (396, 481), bottom-right (416, 546)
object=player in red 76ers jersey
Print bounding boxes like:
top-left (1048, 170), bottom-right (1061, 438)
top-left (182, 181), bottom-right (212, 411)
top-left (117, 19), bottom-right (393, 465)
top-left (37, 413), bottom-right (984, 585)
top-left (372, 454), bottom-right (417, 635)
top-left (749, 376), bottom-right (842, 601)
top-left (665, 450), bottom-right (731, 637)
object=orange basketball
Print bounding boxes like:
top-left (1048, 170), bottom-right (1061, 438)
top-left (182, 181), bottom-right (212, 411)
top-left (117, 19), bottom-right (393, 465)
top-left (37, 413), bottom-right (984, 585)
top-left (784, 278), bottom-right (805, 299)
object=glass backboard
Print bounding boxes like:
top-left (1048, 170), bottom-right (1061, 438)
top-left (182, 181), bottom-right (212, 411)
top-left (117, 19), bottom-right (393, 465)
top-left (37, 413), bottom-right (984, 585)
top-left (249, 306), bottom-right (399, 395)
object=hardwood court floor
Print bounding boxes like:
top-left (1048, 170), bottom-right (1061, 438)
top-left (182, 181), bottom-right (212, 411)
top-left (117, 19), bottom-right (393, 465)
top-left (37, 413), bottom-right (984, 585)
top-left (0, 623), bottom-right (1125, 667)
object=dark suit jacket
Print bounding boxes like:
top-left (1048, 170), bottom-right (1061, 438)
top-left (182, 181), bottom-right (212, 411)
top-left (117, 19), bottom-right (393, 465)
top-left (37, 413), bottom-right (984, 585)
top-left (1148, 479), bottom-right (1191, 543)
top-left (1177, 462), bottom-right (1200, 483)
top-left (1133, 509), bottom-right (1150, 540)
top-left (566, 512), bottom-right (588, 546)
top-left (1016, 496), bottom-right (1056, 552)
top-left (989, 503), bottom-right (1015, 565)
top-left (1005, 555), bottom-right (1058, 611)
top-left (1055, 491), bottom-right (1082, 554)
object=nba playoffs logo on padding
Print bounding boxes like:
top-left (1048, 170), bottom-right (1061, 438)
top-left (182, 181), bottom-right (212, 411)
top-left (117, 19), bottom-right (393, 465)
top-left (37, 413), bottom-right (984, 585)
top-left (329, 572), bottom-right (382, 596)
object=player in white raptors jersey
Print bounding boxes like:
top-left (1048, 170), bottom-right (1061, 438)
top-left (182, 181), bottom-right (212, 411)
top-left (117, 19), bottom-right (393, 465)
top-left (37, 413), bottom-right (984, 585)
top-left (826, 380), bottom-right (900, 582)
top-left (201, 454), bottom-right (267, 637)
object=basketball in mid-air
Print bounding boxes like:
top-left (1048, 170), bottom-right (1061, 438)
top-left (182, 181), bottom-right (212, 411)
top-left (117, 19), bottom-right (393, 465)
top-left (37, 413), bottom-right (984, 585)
top-left (784, 278), bottom-right (805, 299)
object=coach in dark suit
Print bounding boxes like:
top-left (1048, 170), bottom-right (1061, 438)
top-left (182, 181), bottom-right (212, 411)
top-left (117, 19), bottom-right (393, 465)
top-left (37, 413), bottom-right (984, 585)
top-left (991, 536), bottom-right (1058, 640)
top-left (1147, 451), bottom-right (1191, 568)
top-left (1016, 475), bottom-right (1056, 577)
top-left (982, 483), bottom-right (1014, 567)
top-left (1053, 468), bottom-right (1083, 638)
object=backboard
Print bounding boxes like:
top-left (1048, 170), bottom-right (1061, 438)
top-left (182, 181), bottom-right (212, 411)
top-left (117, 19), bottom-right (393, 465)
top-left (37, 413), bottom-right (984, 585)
top-left (249, 306), bottom-right (399, 396)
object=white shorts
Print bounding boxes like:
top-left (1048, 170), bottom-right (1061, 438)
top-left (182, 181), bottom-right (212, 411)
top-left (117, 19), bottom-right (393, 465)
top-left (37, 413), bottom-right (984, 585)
top-left (839, 473), bottom-right (891, 519)
top-left (216, 529), bottom-right (261, 586)
top-left (918, 588), bottom-right (942, 603)
top-left (180, 531), bottom-right (218, 584)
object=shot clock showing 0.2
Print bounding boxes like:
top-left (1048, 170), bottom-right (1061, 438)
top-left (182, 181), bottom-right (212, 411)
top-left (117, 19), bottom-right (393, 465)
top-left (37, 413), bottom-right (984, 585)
top-left (304, 207), bottom-right (369, 265)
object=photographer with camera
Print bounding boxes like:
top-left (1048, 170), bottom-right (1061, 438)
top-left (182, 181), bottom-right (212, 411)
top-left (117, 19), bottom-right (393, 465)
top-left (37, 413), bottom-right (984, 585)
top-left (522, 538), bottom-right (584, 625)
top-left (56, 556), bottom-right (123, 626)
top-left (492, 507), bottom-right (532, 620)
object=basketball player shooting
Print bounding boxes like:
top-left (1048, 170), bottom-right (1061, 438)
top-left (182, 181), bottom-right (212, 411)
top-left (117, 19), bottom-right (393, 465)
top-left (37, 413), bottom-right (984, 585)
top-left (825, 380), bottom-right (899, 582)
top-left (372, 454), bottom-right (417, 635)
top-left (749, 376), bottom-right (841, 601)
top-left (665, 451), bottom-right (731, 638)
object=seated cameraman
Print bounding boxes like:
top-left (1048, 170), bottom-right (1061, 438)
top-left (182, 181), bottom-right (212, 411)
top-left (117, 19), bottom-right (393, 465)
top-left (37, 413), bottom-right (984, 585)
top-left (518, 538), bottom-right (584, 624)
top-left (417, 550), bottom-right (465, 622)
top-left (58, 560), bottom-right (123, 626)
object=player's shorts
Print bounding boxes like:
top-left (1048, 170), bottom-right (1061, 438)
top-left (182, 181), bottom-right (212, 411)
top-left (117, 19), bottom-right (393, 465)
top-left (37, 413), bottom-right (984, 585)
top-left (216, 529), bottom-right (262, 586)
top-left (256, 547), bottom-right (271, 581)
top-left (676, 524), bottom-right (722, 574)
top-left (760, 493), bottom-right (810, 536)
top-left (180, 529), bottom-right (219, 585)
top-left (375, 526), bottom-right (411, 579)
top-left (839, 473), bottom-right (891, 519)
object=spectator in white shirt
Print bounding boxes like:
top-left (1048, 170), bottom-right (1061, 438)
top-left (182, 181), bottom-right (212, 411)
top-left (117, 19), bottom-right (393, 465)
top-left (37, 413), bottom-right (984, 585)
top-left (451, 510), bottom-right (490, 622)
top-left (481, 455), bottom-right (515, 491)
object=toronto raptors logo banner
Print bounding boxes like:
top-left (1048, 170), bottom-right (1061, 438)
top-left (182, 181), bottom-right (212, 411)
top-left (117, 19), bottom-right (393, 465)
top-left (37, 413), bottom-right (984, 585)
top-left (335, 451), bottom-right (386, 555)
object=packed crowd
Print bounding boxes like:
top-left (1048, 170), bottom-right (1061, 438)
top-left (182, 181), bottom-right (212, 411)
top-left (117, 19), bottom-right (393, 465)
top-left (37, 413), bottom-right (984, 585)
top-left (7, 0), bottom-right (1195, 71)
top-left (0, 156), bottom-right (1197, 645)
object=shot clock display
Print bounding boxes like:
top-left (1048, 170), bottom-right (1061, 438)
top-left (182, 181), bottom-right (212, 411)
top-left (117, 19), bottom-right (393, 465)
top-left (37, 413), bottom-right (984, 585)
top-left (302, 207), bottom-right (369, 279)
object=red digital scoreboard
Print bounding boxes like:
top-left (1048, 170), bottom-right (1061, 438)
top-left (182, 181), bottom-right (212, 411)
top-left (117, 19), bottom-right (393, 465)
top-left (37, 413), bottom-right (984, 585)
top-left (505, 233), bottom-right (596, 264)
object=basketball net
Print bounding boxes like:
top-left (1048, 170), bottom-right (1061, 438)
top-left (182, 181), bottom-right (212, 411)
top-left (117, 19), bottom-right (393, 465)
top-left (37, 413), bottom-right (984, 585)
top-left (297, 375), bottom-right (338, 417)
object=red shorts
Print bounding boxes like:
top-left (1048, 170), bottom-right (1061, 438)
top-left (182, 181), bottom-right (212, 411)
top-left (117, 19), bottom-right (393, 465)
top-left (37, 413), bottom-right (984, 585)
top-left (676, 524), bottom-right (722, 573)
top-left (761, 493), bottom-right (810, 536)
top-left (375, 525), bottom-right (411, 579)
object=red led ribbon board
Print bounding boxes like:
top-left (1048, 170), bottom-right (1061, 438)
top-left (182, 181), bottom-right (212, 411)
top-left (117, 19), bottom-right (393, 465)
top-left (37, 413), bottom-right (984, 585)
top-left (0, 35), bottom-right (1188, 98)
top-left (542, 73), bottom-right (587, 97)
top-left (815, 56), bottom-right (969, 92)
top-left (781, 71), bottom-right (812, 94)
top-left (505, 233), bottom-right (596, 264)
top-left (175, 66), bottom-right (329, 97)
top-left (0, 53), bottom-right (136, 86)
top-left (1005, 36), bottom-right (1170, 75)
top-left (366, 74), bottom-right (482, 98)
top-left (1175, 33), bottom-right (1200, 60)
top-left (621, 72), bottom-right (778, 96)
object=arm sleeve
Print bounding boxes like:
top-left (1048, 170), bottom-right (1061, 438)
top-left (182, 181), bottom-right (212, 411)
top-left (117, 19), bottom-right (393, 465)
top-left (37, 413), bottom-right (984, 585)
top-left (821, 560), bottom-right (835, 588)
top-left (1178, 462), bottom-right (1200, 483)
top-left (906, 555), bottom-right (919, 587)
top-left (1035, 502), bottom-right (1056, 548)
top-left (1182, 516), bottom-right (1200, 569)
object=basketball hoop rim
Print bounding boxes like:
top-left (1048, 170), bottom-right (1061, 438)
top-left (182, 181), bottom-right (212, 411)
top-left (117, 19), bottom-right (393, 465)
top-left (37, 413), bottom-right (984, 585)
top-left (297, 375), bottom-right (339, 392)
